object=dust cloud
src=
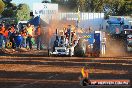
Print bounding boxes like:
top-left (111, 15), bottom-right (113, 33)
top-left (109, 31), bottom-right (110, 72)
top-left (40, 12), bottom-right (77, 47)
top-left (40, 11), bottom-right (130, 57)
top-left (104, 34), bottom-right (130, 57)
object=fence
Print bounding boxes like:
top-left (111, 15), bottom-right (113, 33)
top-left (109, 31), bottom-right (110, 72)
top-left (41, 12), bottom-right (105, 30)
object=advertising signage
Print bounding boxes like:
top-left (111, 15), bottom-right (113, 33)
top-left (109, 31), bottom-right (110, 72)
top-left (33, 3), bottom-right (58, 15)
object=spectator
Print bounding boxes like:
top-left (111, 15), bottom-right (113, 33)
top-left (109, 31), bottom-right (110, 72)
top-left (8, 28), bottom-right (16, 49)
top-left (26, 23), bottom-right (34, 49)
top-left (15, 32), bottom-right (23, 48)
top-left (21, 29), bottom-right (27, 48)
top-left (11, 24), bottom-right (15, 33)
top-left (35, 25), bottom-right (42, 50)
top-left (3, 28), bottom-right (9, 48)
top-left (0, 23), bottom-right (5, 48)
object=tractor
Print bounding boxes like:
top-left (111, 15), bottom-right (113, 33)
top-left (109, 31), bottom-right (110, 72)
top-left (48, 25), bottom-right (106, 57)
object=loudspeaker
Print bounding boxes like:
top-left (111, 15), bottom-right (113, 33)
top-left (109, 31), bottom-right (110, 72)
top-left (30, 12), bottom-right (34, 16)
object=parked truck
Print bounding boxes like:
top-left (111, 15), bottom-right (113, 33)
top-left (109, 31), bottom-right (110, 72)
top-left (107, 16), bottom-right (124, 38)
top-left (124, 21), bottom-right (132, 52)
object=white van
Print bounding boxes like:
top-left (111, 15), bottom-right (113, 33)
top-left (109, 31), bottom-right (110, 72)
top-left (17, 21), bottom-right (28, 31)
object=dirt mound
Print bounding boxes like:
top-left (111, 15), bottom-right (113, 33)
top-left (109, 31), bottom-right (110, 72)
top-left (0, 48), bottom-right (15, 54)
top-left (15, 48), bottom-right (29, 52)
top-left (0, 48), bottom-right (29, 54)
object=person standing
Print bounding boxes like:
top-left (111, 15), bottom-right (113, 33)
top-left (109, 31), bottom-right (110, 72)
top-left (0, 23), bottom-right (5, 48)
top-left (26, 23), bottom-right (34, 49)
top-left (14, 32), bottom-right (23, 48)
top-left (9, 29), bottom-right (16, 49)
top-left (11, 24), bottom-right (15, 33)
top-left (21, 29), bottom-right (27, 48)
top-left (3, 28), bottom-right (9, 48)
top-left (36, 25), bottom-right (42, 50)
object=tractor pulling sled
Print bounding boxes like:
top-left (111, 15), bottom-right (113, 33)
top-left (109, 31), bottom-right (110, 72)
top-left (48, 25), bottom-right (106, 57)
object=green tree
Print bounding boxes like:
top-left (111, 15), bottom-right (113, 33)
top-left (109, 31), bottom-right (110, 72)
top-left (51, 0), bottom-right (76, 11)
top-left (1, 8), bottom-right (14, 17)
top-left (65, 0), bottom-right (77, 11)
top-left (105, 0), bottom-right (125, 15)
top-left (119, 0), bottom-right (132, 15)
top-left (76, 0), bottom-right (86, 11)
top-left (50, 0), bottom-right (131, 16)
top-left (104, 0), bottom-right (132, 16)
top-left (42, 0), bottom-right (50, 3)
top-left (84, 0), bottom-right (105, 12)
top-left (1, 0), bottom-right (17, 17)
top-left (51, 0), bottom-right (62, 3)
top-left (0, 0), bottom-right (5, 14)
top-left (53, 0), bottom-right (105, 12)
top-left (16, 4), bottom-right (30, 21)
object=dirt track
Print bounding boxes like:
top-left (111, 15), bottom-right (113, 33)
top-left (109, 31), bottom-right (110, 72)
top-left (0, 52), bottom-right (131, 88)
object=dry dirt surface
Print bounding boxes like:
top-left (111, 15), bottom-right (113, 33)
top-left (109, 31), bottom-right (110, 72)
top-left (0, 53), bottom-right (131, 88)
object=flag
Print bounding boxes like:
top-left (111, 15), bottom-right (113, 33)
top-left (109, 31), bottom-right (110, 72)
top-left (77, 7), bottom-right (80, 22)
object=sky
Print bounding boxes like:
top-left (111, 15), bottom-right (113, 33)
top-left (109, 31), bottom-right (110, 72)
top-left (12, 0), bottom-right (51, 10)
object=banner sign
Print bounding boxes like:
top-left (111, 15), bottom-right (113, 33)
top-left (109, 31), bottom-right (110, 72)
top-left (33, 3), bottom-right (58, 15)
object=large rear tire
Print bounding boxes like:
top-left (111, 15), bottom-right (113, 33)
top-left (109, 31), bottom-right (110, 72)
top-left (69, 49), bottom-right (72, 57)
top-left (48, 49), bottom-right (51, 57)
top-left (74, 39), bottom-right (86, 57)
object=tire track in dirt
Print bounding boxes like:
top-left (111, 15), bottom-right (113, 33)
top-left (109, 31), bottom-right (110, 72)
top-left (0, 56), bottom-right (131, 88)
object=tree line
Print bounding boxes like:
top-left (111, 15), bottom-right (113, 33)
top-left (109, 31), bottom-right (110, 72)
top-left (0, 0), bottom-right (131, 21)
top-left (0, 0), bottom-right (30, 22)
top-left (51, 0), bottom-right (132, 16)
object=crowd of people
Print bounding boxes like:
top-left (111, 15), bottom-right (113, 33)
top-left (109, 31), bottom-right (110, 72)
top-left (0, 23), bottom-right (42, 50)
